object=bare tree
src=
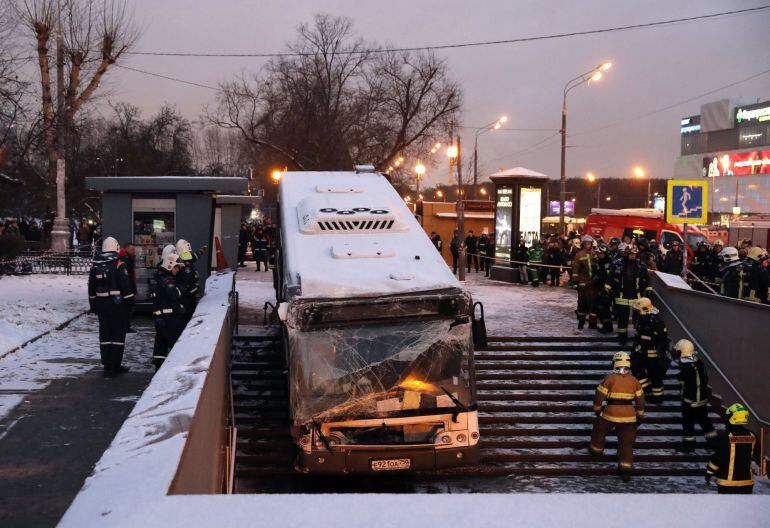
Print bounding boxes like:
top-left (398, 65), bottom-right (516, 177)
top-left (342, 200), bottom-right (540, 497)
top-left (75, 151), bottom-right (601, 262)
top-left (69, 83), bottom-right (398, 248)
top-left (205, 14), bottom-right (461, 180)
top-left (192, 125), bottom-right (251, 176)
top-left (14, 0), bottom-right (138, 181)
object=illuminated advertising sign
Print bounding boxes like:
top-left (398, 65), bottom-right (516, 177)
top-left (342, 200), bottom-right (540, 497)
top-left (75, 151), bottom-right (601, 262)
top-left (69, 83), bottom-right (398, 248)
top-left (519, 187), bottom-right (542, 246)
top-left (548, 200), bottom-right (575, 217)
top-left (703, 150), bottom-right (770, 177)
top-left (494, 187), bottom-right (513, 259)
top-left (735, 101), bottom-right (770, 127)
top-left (653, 196), bottom-right (665, 212)
top-left (680, 115), bottom-right (701, 134)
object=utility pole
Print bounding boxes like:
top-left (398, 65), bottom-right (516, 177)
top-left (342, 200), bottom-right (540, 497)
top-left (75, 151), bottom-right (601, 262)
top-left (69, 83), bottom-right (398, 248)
top-left (559, 101), bottom-right (567, 236)
top-left (457, 135), bottom-right (466, 282)
top-left (50, 0), bottom-right (70, 252)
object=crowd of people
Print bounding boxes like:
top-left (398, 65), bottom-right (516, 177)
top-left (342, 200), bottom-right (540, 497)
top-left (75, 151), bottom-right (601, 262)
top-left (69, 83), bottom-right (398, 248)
top-left (87, 237), bottom-right (203, 377)
top-left (238, 220), bottom-right (278, 271)
top-left (1, 213), bottom-right (102, 250)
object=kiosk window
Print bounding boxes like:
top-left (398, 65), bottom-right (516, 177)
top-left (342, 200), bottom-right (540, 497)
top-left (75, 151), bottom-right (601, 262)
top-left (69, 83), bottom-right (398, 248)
top-left (132, 199), bottom-right (176, 301)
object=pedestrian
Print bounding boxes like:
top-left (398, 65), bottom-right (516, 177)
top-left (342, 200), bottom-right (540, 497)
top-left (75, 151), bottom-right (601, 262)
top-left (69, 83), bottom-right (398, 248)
top-left (465, 230), bottom-right (479, 273)
top-left (251, 230), bottom-right (269, 271)
top-left (544, 240), bottom-right (564, 287)
top-left (673, 339), bottom-right (717, 452)
top-left (606, 245), bottom-right (651, 344)
top-left (571, 235), bottom-right (597, 329)
top-left (238, 222), bottom-right (251, 267)
top-left (151, 253), bottom-right (186, 370)
top-left (430, 231), bottom-right (443, 255)
top-left (631, 298), bottom-right (669, 402)
top-left (528, 239), bottom-right (543, 287)
top-left (514, 239), bottom-right (529, 285)
top-left (706, 403), bottom-right (756, 494)
top-left (87, 236), bottom-right (133, 377)
top-left (590, 352), bottom-right (645, 482)
top-left (450, 230), bottom-right (461, 275)
top-left (478, 233), bottom-right (491, 276)
top-left (175, 239), bottom-right (201, 324)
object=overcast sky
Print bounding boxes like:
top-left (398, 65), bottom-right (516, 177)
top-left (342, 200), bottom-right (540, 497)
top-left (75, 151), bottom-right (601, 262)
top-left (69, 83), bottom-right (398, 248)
top-left (100, 0), bottom-right (770, 188)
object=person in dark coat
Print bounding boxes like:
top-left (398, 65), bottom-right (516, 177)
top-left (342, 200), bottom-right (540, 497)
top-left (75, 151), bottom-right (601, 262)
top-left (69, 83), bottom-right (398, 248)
top-left (151, 253), bottom-right (186, 371)
top-left (251, 230), bottom-right (269, 271)
top-left (662, 240), bottom-right (685, 275)
top-left (238, 222), bottom-right (251, 267)
top-left (478, 233), bottom-right (491, 277)
top-left (514, 239), bottom-right (529, 285)
top-left (465, 230), bottom-right (479, 273)
top-left (450, 230), bottom-right (461, 275)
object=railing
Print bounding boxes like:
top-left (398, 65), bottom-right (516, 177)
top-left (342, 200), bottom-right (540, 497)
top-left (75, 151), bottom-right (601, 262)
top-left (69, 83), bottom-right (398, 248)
top-left (1, 246), bottom-right (96, 275)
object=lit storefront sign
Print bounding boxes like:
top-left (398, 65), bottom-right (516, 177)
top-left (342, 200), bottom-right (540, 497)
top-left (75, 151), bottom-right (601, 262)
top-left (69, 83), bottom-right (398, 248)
top-left (494, 187), bottom-right (513, 259)
top-left (735, 101), bottom-right (770, 126)
top-left (519, 187), bottom-right (541, 246)
top-left (653, 196), bottom-right (665, 212)
top-left (680, 115), bottom-right (701, 134)
top-left (703, 150), bottom-right (770, 177)
top-left (548, 200), bottom-right (574, 217)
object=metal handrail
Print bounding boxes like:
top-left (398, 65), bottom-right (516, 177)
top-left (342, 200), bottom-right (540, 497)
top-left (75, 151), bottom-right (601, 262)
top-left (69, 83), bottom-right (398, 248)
top-left (653, 289), bottom-right (770, 427)
top-left (685, 269), bottom-right (719, 295)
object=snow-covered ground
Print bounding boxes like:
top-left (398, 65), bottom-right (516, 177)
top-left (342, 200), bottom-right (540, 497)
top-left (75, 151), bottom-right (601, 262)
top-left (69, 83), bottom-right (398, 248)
top-left (0, 274), bottom-right (89, 358)
top-left (463, 273), bottom-right (577, 335)
top-left (234, 264), bottom-right (278, 324)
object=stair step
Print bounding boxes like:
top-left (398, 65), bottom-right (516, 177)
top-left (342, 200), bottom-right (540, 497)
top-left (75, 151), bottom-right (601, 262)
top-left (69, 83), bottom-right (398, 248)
top-left (481, 344), bottom-right (629, 352)
top-left (479, 415), bottom-right (685, 424)
top-left (477, 393), bottom-right (679, 402)
top-left (477, 404), bottom-right (696, 413)
top-left (480, 439), bottom-right (708, 449)
top-left (477, 381), bottom-right (681, 390)
top-left (480, 453), bottom-right (709, 463)
top-left (487, 336), bottom-right (619, 343)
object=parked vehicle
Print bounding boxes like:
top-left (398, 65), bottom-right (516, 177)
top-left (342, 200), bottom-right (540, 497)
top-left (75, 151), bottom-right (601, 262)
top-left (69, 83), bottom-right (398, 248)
top-left (274, 166), bottom-right (480, 474)
top-left (585, 208), bottom-right (709, 260)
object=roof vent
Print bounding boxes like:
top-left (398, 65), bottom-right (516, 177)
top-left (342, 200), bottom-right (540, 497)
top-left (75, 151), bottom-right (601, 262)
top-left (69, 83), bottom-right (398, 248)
top-left (297, 197), bottom-right (408, 234)
top-left (354, 164), bottom-right (376, 174)
top-left (332, 242), bottom-right (395, 259)
top-left (316, 184), bottom-right (363, 194)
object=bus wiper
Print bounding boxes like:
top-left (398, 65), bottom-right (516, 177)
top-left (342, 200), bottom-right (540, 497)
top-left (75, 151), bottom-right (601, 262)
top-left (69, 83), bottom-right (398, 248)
top-left (312, 418), bottom-right (335, 456)
top-left (441, 386), bottom-right (470, 423)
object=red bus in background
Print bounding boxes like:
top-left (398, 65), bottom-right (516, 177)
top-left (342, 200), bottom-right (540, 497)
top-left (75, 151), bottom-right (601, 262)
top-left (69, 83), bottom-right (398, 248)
top-left (585, 208), bottom-right (710, 261)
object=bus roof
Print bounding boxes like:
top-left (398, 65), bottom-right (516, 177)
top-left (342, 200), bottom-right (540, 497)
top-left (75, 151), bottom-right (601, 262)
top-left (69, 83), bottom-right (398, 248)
top-left (279, 171), bottom-right (459, 300)
top-left (589, 208), bottom-right (664, 219)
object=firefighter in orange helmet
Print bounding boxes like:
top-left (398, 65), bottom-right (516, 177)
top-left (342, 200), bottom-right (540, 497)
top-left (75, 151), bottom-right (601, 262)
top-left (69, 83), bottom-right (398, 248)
top-left (590, 351), bottom-right (645, 481)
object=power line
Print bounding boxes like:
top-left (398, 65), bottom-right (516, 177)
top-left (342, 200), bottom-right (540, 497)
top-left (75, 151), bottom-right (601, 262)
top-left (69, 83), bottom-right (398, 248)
top-left (114, 64), bottom-right (219, 91)
top-left (124, 6), bottom-right (770, 58)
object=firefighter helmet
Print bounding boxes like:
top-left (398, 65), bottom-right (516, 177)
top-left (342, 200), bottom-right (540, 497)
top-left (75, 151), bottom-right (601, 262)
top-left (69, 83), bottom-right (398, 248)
top-left (597, 243), bottom-right (608, 254)
top-left (719, 246), bottom-right (740, 264)
top-left (160, 253), bottom-right (183, 272)
top-left (747, 246), bottom-right (767, 261)
top-left (161, 244), bottom-right (176, 259)
top-left (674, 339), bottom-right (695, 360)
top-left (624, 244), bottom-right (639, 255)
top-left (102, 236), bottom-right (120, 253)
top-left (612, 351), bottom-right (631, 370)
top-left (609, 237), bottom-right (620, 246)
top-left (176, 239), bottom-right (193, 261)
top-left (632, 297), bottom-right (658, 315)
top-left (581, 235), bottom-right (594, 245)
top-left (725, 403), bottom-right (750, 425)
top-left (713, 239), bottom-right (724, 248)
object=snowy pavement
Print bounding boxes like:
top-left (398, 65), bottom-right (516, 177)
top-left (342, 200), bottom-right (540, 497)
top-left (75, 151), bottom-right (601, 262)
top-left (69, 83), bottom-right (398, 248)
top-left (234, 262), bottom-right (278, 326)
top-left (0, 275), bottom-right (88, 358)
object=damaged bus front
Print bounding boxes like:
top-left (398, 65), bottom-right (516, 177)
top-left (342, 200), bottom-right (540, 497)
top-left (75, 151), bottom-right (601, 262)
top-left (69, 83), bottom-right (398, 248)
top-left (284, 289), bottom-right (479, 474)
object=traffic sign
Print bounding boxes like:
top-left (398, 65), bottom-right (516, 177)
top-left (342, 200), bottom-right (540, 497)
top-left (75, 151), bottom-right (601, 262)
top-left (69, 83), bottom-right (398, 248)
top-left (666, 179), bottom-right (708, 224)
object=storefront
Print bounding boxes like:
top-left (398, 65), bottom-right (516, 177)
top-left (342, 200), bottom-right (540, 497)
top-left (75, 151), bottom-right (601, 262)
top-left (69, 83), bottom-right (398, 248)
top-left (86, 176), bottom-right (249, 305)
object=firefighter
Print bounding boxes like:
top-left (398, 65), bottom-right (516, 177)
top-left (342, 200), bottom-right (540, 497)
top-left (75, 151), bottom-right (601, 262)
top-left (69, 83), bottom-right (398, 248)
top-left (514, 239), bottom-right (529, 285)
top-left (663, 239), bottom-right (685, 275)
top-left (741, 246), bottom-right (770, 304)
top-left (590, 352), bottom-right (645, 482)
top-left (251, 229), bottom-right (269, 271)
top-left (571, 235), bottom-right (597, 329)
top-left (175, 239), bottom-right (201, 324)
top-left (690, 241), bottom-right (712, 291)
top-left (238, 222), bottom-right (251, 267)
top-left (151, 253), bottom-right (186, 370)
top-left (706, 403), bottom-right (756, 494)
top-left (708, 240), bottom-right (724, 281)
top-left (528, 239), bottom-right (543, 287)
top-left (673, 339), bottom-right (717, 452)
top-left (477, 233), bottom-right (490, 276)
top-left (87, 236), bottom-right (133, 377)
top-left (606, 245), bottom-right (652, 344)
top-left (608, 237), bottom-right (621, 263)
top-left (717, 246), bottom-right (744, 299)
top-left (631, 298), bottom-right (670, 402)
top-left (594, 243), bottom-right (614, 333)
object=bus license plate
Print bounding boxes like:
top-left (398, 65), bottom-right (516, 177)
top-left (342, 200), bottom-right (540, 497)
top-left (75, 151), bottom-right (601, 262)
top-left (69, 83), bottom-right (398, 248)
top-left (371, 458), bottom-right (411, 471)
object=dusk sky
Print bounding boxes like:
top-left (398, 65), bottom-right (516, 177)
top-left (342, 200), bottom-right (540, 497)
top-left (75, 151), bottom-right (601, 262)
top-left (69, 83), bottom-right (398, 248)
top-left (101, 0), bottom-right (770, 188)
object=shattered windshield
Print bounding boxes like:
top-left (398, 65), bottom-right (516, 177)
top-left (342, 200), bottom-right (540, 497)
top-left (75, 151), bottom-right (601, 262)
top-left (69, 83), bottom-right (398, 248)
top-left (288, 318), bottom-right (473, 424)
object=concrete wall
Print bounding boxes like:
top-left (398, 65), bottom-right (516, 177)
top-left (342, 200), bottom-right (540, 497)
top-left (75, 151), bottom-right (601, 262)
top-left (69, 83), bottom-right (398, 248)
top-left (100, 193), bottom-right (132, 246)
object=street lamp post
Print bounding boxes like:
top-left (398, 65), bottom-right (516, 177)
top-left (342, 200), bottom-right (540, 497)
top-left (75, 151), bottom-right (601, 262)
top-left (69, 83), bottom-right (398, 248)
top-left (586, 172), bottom-right (601, 209)
top-left (473, 115), bottom-right (507, 199)
top-left (633, 166), bottom-right (650, 207)
top-left (414, 161), bottom-right (426, 197)
top-left (559, 61), bottom-right (612, 235)
top-left (447, 141), bottom-right (465, 281)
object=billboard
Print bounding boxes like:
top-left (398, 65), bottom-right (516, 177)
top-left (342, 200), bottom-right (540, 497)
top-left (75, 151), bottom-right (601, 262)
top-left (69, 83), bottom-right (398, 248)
top-left (680, 115), bottom-right (701, 134)
top-left (666, 180), bottom-right (708, 224)
top-left (519, 187), bottom-right (542, 246)
top-left (653, 196), bottom-right (665, 212)
top-left (494, 186), bottom-right (513, 259)
top-left (703, 150), bottom-right (770, 177)
top-left (548, 200), bottom-right (575, 217)
top-left (735, 101), bottom-right (770, 127)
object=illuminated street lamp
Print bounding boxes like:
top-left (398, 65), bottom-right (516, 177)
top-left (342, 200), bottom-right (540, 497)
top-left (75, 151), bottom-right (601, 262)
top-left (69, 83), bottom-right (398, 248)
top-left (271, 169), bottom-right (282, 184)
top-left (586, 171), bottom-right (601, 208)
top-left (473, 114), bottom-right (507, 198)
top-left (605, 196), bottom-right (612, 202)
top-left (560, 60), bottom-right (613, 235)
top-left (435, 189), bottom-right (445, 202)
top-left (633, 166), bottom-right (651, 207)
top-left (414, 161), bottom-right (426, 196)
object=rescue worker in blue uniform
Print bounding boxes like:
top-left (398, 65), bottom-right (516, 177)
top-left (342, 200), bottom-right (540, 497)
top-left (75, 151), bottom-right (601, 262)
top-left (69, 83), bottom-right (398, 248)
top-left (151, 253), bottom-right (186, 370)
top-left (88, 236), bottom-right (133, 377)
top-left (706, 403), bottom-right (756, 494)
top-left (673, 339), bottom-right (717, 452)
top-left (631, 298), bottom-right (670, 403)
top-left (606, 245), bottom-right (651, 344)
top-left (175, 239), bottom-right (201, 325)
top-left (741, 247), bottom-right (770, 304)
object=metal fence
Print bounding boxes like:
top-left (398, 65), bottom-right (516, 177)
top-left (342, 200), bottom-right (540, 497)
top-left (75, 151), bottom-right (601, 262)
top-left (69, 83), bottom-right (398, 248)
top-left (0, 246), bottom-right (95, 276)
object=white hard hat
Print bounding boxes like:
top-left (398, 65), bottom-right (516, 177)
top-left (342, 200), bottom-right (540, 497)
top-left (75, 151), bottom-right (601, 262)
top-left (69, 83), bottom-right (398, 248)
top-left (719, 246), bottom-right (739, 264)
top-left (102, 236), bottom-right (120, 253)
top-left (161, 244), bottom-right (176, 259)
top-left (176, 239), bottom-right (193, 260)
top-left (160, 253), bottom-right (182, 272)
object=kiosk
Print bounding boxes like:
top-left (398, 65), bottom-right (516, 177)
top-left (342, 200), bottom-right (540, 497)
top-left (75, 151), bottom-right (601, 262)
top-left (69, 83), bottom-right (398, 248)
top-left (86, 176), bottom-right (248, 305)
top-left (488, 168), bottom-right (548, 283)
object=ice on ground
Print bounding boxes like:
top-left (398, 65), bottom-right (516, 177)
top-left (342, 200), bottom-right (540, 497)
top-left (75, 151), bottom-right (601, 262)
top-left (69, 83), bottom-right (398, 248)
top-left (462, 274), bottom-right (577, 336)
top-left (0, 274), bottom-right (88, 357)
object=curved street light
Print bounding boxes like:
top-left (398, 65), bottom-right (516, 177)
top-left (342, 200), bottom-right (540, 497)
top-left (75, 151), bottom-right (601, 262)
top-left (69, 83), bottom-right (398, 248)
top-left (473, 114), bottom-right (507, 198)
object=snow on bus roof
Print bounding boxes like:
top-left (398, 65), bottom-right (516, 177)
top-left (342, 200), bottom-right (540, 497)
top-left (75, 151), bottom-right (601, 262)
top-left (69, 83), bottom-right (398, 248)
top-left (279, 171), bottom-right (459, 299)
top-left (589, 208), bottom-right (664, 219)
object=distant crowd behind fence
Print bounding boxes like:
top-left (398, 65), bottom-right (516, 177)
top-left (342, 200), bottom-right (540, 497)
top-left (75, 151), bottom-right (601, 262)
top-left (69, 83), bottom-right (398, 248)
top-left (0, 245), bottom-right (95, 276)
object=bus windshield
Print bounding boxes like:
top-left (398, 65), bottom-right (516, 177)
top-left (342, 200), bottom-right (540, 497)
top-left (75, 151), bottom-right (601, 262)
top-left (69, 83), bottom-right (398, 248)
top-left (687, 233), bottom-right (709, 251)
top-left (288, 318), bottom-right (473, 423)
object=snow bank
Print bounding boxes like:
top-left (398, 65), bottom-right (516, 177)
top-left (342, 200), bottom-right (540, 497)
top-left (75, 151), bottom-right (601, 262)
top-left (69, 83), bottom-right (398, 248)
top-left (0, 274), bottom-right (88, 358)
top-left (59, 271), bottom-right (234, 527)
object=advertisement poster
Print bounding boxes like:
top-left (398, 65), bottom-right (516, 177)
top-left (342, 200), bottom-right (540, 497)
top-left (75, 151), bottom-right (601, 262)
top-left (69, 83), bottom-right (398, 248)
top-left (548, 200), bottom-right (575, 217)
top-left (495, 187), bottom-right (513, 260)
top-left (666, 180), bottom-right (708, 224)
top-left (703, 150), bottom-right (770, 177)
top-left (519, 187), bottom-right (542, 246)
top-left (653, 196), bottom-right (665, 212)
